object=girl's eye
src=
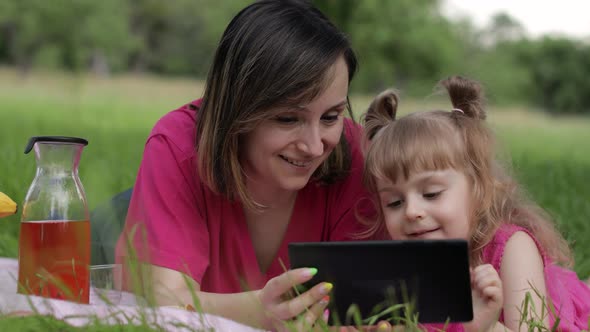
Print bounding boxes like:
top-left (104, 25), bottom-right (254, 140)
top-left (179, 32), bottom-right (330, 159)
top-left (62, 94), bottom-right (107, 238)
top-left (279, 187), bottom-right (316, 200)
top-left (386, 200), bottom-right (403, 209)
top-left (424, 191), bottom-right (442, 199)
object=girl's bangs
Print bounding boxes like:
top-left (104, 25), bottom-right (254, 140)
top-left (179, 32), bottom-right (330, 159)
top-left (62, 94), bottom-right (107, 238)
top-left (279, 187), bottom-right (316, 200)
top-left (367, 116), bottom-right (464, 185)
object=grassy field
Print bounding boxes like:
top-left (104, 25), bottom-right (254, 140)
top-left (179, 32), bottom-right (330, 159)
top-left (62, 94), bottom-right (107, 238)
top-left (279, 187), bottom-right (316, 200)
top-left (0, 68), bottom-right (589, 329)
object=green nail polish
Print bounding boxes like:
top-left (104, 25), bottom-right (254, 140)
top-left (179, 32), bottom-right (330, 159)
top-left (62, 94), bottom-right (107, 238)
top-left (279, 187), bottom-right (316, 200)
top-left (307, 268), bottom-right (318, 277)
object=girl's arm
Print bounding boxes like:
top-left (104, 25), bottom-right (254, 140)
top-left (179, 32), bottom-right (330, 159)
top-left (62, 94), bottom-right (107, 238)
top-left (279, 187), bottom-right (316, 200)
top-left (499, 231), bottom-right (549, 331)
top-left (143, 264), bottom-right (332, 331)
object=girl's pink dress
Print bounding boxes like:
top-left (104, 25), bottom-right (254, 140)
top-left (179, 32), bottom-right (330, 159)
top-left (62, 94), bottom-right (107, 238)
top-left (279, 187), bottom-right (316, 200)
top-left (481, 224), bottom-right (590, 331)
top-left (423, 224), bottom-right (589, 332)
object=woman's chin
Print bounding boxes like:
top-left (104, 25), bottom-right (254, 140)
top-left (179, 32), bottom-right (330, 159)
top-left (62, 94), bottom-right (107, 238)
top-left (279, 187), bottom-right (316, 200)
top-left (278, 178), bottom-right (312, 192)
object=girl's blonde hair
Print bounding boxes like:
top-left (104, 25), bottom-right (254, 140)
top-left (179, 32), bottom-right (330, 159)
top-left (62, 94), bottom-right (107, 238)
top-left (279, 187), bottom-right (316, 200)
top-left (362, 76), bottom-right (572, 266)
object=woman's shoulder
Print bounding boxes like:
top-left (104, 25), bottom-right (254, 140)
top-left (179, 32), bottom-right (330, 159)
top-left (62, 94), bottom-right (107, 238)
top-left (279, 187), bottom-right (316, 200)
top-left (147, 99), bottom-right (202, 154)
top-left (343, 117), bottom-right (362, 146)
top-left (342, 117), bottom-right (364, 168)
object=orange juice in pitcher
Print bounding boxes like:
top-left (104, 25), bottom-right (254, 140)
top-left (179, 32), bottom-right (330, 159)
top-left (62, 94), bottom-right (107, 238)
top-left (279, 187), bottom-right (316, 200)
top-left (18, 136), bottom-right (91, 304)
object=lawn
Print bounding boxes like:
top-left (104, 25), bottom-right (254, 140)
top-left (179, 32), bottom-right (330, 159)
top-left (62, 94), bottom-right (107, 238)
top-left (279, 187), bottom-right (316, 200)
top-left (0, 68), bottom-right (589, 330)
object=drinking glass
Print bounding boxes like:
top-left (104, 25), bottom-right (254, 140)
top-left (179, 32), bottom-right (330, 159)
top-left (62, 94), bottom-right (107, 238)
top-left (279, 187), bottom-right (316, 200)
top-left (90, 264), bottom-right (122, 305)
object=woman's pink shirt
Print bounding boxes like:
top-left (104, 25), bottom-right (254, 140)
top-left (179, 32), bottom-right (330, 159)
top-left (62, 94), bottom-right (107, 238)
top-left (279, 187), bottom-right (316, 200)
top-left (115, 100), bottom-right (371, 293)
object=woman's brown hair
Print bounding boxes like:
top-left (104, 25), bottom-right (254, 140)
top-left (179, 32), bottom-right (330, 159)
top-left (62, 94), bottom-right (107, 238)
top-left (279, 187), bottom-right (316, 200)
top-left (196, 0), bottom-right (358, 210)
top-left (362, 76), bottom-right (572, 266)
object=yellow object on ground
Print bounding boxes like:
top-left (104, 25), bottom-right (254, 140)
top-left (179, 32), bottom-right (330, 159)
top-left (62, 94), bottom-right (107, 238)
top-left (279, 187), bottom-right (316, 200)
top-left (0, 192), bottom-right (17, 218)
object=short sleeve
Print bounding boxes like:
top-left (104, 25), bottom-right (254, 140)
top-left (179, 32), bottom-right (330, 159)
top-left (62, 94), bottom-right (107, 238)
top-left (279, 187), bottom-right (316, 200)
top-left (482, 224), bottom-right (550, 271)
top-left (116, 134), bottom-right (210, 283)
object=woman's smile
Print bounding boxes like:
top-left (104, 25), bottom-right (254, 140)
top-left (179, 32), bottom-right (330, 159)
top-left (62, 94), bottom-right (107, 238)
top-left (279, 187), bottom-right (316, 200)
top-left (279, 154), bottom-right (313, 168)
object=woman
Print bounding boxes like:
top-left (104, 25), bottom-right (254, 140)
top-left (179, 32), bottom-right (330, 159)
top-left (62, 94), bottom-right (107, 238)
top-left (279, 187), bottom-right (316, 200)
top-left (115, 0), bottom-right (372, 330)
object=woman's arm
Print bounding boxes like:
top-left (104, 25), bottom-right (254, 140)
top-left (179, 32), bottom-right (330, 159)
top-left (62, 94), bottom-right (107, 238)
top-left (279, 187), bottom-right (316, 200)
top-left (146, 265), bottom-right (265, 327)
top-left (139, 264), bottom-right (332, 330)
top-left (500, 231), bottom-right (549, 332)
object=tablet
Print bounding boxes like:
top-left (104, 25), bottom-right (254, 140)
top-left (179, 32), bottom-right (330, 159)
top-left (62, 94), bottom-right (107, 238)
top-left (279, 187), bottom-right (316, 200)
top-left (288, 240), bottom-right (473, 325)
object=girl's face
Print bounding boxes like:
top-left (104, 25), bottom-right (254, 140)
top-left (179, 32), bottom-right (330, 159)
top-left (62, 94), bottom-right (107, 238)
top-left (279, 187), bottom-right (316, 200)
top-left (241, 56), bottom-right (349, 194)
top-left (377, 169), bottom-right (473, 241)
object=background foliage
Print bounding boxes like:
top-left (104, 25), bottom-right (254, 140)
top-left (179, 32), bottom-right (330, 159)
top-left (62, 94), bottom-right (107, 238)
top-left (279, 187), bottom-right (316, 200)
top-left (0, 70), bottom-right (588, 278)
top-left (1, 0), bottom-right (590, 113)
top-left (0, 2), bottom-right (589, 329)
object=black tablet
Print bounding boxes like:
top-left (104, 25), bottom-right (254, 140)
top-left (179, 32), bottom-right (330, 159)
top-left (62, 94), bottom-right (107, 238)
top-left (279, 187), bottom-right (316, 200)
top-left (288, 240), bottom-right (473, 325)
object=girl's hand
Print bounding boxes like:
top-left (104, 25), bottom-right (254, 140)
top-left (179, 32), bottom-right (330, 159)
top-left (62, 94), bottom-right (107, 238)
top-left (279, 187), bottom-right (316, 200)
top-left (464, 264), bottom-right (503, 332)
top-left (257, 268), bottom-right (333, 331)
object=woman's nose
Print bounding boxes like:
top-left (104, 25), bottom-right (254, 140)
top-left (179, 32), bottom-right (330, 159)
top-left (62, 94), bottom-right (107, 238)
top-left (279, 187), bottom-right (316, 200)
top-left (296, 125), bottom-right (324, 157)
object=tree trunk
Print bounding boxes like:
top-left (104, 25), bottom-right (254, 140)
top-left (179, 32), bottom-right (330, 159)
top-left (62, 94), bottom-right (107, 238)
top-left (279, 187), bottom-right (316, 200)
top-left (89, 50), bottom-right (110, 77)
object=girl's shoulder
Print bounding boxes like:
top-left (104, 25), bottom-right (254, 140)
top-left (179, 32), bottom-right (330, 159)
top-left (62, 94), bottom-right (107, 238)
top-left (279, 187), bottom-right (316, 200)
top-left (482, 224), bottom-right (549, 270)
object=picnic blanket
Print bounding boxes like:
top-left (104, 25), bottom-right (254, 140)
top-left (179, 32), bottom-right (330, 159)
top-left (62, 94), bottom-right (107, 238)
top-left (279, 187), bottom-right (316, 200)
top-left (0, 257), bottom-right (264, 332)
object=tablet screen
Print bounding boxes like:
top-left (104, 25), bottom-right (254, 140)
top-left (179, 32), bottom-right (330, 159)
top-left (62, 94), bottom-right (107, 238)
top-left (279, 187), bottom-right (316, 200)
top-left (288, 240), bottom-right (473, 325)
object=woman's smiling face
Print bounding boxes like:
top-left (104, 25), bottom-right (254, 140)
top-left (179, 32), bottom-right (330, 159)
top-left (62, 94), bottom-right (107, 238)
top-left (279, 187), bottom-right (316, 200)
top-left (377, 168), bottom-right (473, 241)
top-left (240, 56), bottom-right (349, 194)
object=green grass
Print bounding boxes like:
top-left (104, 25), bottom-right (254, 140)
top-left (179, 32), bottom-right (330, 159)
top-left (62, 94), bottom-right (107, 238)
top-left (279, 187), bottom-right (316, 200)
top-left (1, 68), bottom-right (589, 331)
top-left (491, 110), bottom-right (590, 275)
top-left (0, 316), bottom-right (164, 332)
top-left (0, 68), bottom-right (203, 257)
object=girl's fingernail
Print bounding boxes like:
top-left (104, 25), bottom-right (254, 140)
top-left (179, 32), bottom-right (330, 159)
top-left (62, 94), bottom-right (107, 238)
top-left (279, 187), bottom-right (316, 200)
top-left (321, 282), bottom-right (333, 294)
top-left (320, 295), bottom-right (330, 304)
top-left (303, 268), bottom-right (318, 278)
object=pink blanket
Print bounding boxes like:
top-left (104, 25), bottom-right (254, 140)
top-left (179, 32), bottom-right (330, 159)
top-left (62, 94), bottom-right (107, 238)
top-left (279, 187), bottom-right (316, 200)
top-left (0, 258), bottom-right (264, 331)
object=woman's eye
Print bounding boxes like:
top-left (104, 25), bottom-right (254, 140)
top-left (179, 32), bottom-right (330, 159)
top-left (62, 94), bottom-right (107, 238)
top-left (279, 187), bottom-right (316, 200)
top-left (424, 191), bottom-right (442, 199)
top-left (275, 116), bottom-right (298, 124)
top-left (321, 114), bottom-right (340, 123)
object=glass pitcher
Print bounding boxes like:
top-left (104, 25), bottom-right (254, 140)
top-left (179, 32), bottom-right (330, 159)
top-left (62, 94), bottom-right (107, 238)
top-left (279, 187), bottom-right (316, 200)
top-left (18, 136), bottom-right (91, 304)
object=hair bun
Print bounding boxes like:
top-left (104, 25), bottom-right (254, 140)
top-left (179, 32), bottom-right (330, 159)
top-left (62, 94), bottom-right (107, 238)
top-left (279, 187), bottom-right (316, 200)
top-left (439, 76), bottom-right (486, 120)
top-left (364, 89), bottom-right (399, 140)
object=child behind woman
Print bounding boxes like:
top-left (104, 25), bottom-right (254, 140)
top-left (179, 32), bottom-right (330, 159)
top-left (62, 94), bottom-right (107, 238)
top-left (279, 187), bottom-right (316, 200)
top-left (362, 76), bottom-right (590, 332)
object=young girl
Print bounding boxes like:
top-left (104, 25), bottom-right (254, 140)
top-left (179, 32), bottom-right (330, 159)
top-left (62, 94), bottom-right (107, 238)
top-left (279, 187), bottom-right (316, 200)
top-left (362, 76), bottom-right (590, 332)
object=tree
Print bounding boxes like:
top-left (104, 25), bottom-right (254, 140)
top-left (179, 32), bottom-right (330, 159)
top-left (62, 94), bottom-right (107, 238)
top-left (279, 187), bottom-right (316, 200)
top-left (481, 12), bottom-right (526, 46)
top-left (317, 0), bottom-right (464, 94)
top-left (314, 0), bottom-right (360, 33)
top-left (127, 0), bottom-right (243, 76)
top-left (0, 0), bottom-right (136, 75)
top-left (528, 37), bottom-right (590, 114)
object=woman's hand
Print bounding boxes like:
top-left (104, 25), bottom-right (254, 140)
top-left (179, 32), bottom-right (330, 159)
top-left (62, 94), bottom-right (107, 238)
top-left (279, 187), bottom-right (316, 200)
top-left (464, 264), bottom-right (503, 332)
top-left (257, 267), bottom-right (333, 331)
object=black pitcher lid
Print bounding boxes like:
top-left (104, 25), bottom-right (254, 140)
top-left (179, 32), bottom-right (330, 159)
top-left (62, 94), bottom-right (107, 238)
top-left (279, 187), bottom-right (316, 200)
top-left (24, 136), bottom-right (89, 154)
